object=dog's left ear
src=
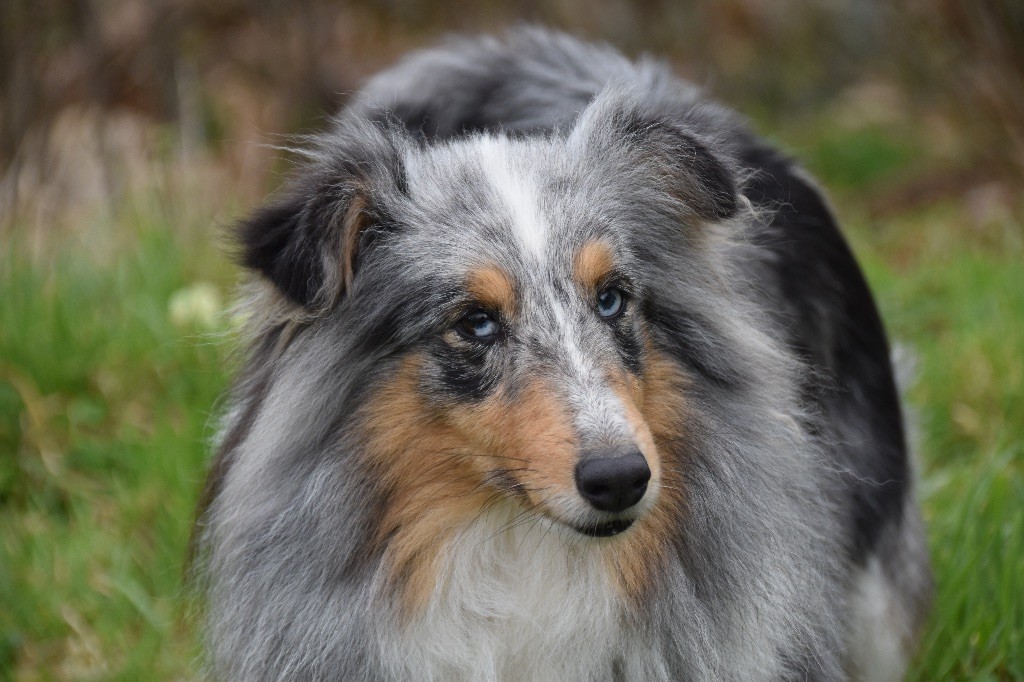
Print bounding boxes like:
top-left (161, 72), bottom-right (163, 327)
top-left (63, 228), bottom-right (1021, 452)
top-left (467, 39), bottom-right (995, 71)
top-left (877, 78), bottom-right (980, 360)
top-left (237, 117), bottom-right (407, 312)
top-left (570, 87), bottom-right (739, 222)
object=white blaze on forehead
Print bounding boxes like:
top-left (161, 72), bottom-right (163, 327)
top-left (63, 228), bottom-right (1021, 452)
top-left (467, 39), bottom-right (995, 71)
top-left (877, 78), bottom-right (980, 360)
top-left (476, 136), bottom-right (547, 258)
top-left (549, 294), bottom-right (633, 441)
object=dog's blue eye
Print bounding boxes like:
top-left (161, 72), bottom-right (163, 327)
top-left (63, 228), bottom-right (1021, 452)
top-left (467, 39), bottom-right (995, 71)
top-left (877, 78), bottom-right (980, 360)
top-left (596, 286), bottom-right (625, 319)
top-left (457, 310), bottom-right (501, 341)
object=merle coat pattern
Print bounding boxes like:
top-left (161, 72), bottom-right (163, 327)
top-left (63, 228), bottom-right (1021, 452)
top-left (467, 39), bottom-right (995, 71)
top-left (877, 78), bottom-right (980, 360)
top-left (194, 29), bottom-right (932, 681)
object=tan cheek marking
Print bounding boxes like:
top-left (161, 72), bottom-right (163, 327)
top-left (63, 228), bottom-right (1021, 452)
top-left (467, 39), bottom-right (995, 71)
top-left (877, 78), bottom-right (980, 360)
top-left (362, 355), bottom-right (492, 619)
top-left (442, 379), bottom-right (578, 506)
top-left (602, 349), bottom-right (692, 604)
top-left (362, 361), bottom-right (577, 620)
top-left (574, 240), bottom-right (616, 292)
top-left (465, 265), bottom-right (517, 317)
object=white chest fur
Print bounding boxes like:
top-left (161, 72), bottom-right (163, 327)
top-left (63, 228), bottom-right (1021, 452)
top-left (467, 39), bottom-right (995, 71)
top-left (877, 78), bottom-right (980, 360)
top-left (376, 507), bottom-right (663, 681)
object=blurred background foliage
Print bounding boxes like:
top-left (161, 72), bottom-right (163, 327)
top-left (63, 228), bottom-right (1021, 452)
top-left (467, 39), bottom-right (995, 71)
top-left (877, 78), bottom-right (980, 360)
top-left (2, 0), bottom-right (1023, 231)
top-left (1, 0), bottom-right (1022, 679)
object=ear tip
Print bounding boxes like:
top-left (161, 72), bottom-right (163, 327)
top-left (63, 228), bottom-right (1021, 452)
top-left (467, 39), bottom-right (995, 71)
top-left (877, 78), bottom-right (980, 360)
top-left (235, 200), bottom-right (301, 269)
top-left (234, 198), bottom-right (322, 308)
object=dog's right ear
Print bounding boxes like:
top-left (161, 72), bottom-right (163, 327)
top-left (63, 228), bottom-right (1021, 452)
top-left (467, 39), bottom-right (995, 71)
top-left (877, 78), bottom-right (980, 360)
top-left (237, 118), bottom-right (407, 312)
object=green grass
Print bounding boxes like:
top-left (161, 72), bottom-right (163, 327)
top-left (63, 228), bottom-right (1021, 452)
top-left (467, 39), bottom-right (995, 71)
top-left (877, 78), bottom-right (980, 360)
top-left (1, 130), bottom-right (1022, 678)
top-left (850, 214), bottom-right (1024, 680)
top-left (1, 214), bottom-right (235, 679)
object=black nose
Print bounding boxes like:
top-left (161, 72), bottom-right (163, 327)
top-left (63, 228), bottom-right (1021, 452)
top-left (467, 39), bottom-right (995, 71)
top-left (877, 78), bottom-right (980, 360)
top-left (574, 451), bottom-right (651, 512)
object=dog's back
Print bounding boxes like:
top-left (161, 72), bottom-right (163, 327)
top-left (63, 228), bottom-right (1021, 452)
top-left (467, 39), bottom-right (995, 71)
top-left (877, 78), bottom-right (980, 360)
top-left (197, 28), bottom-right (931, 680)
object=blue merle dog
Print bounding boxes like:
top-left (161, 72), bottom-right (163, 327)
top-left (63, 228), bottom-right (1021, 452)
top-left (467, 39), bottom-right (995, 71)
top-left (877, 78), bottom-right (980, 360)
top-left (192, 28), bottom-right (932, 681)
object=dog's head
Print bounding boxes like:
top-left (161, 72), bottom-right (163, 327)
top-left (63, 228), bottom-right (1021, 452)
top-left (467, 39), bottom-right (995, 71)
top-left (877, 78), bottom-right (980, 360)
top-left (236, 87), bottom-right (744, 610)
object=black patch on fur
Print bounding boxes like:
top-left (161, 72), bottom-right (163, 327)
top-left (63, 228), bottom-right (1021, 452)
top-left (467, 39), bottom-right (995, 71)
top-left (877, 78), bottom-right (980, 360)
top-left (239, 196), bottom-right (325, 307)
top-left (354, 303), bottom-right (406, 357)
top-left (740, 141), bottom-right (908, 562)
top-left (434, 341), bottom-right (499, 401)
top-left (643, 298), bottom-right (744, 390)
top-left (612, 318), bottom-right (644, 374)
top-left (377, 74), bottom-right (509, 140)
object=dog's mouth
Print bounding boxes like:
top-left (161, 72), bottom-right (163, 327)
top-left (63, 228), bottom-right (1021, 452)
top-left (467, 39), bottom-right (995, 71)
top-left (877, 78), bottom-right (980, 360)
top-left (571, 518), bottom-right (634, 537)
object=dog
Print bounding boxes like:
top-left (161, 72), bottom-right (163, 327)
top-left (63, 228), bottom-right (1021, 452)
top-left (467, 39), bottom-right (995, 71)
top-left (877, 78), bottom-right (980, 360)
top-left (192, 28), bottom-right (932, 680)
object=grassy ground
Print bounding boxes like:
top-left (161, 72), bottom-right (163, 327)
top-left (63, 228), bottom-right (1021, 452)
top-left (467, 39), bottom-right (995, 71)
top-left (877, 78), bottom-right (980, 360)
top-left (854, 215), bottom-right (1024, 680)
top-left (1, 122), bottom-right (1022, 679)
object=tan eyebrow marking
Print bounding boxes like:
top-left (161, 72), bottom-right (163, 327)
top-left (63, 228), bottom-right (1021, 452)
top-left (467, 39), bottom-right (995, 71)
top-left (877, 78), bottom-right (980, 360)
top-left (465, 264), bottom-right (517, 315)
top-left (574, 240), bottom-right (616, 291)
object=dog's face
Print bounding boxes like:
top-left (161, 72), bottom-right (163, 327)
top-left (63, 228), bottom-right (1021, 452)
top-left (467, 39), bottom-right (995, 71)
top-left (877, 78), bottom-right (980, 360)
top-left (239, 90), bottom-right (739, 610)
top-left (375, 134), bottom-right (671, 532)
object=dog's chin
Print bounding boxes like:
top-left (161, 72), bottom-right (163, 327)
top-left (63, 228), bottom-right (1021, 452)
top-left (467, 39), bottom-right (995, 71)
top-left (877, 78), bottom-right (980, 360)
top-left (543, 513), bottom-right (637, 538)
top-left (573, 518), bottom-right (634, 537)
top-left (541, 495), bottom-right (656, 539)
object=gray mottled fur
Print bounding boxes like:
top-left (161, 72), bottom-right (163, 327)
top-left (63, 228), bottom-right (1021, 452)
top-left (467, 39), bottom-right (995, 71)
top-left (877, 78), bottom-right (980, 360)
top-left (195, 28), bottom-right (931, 680)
